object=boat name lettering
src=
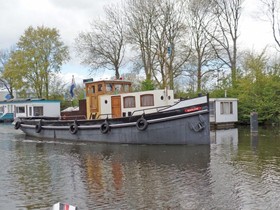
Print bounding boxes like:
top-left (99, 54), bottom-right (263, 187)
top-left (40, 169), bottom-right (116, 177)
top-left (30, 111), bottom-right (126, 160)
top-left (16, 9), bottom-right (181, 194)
top-left (184, 106), bottom-right (202, 113)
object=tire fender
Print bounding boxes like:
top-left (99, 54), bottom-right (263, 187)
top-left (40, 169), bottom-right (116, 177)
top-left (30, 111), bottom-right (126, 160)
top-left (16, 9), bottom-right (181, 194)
top-left (100, 120), bottom-right (110, 134)
top-left (136, 117), bottom-right (148, 131)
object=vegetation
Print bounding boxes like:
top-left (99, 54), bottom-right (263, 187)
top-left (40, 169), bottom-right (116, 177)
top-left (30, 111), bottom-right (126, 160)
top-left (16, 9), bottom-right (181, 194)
top-left (1, 26), bottom-right (69, 99)
top-left (1, 0), bottom-right (280, 124)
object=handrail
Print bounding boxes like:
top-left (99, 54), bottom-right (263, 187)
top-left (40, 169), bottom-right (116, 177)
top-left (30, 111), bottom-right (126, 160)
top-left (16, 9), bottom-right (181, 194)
top-left (131, 105), bottom-right (171, 116)
top-left (96, 113), bottom-right (116, 119)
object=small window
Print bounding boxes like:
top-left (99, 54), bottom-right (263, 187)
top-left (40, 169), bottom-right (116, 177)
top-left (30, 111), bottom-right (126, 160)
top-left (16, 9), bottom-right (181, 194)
top-left (124, 85), bottom-right (130, 92)
top-left (123, 96), bottom-right (136, 108)
top-left (91, 86), bottom-right (95, 94)
top-left (220, 102), bottom-right (233, 115)
top-left (16, 106), bottom-right (25, 113)
top-left (115, 84), bottom-right (122, 92)
top-left (140, 94), bottom-right (154, 107)
top-left (34, 106), bottom-right (43, 116)
top-left (106, 84), bottom-right (113, 92)
top-left (29, 107), bottom-right (32, 116)
top-left (98, 84), bottom-right (103, 92)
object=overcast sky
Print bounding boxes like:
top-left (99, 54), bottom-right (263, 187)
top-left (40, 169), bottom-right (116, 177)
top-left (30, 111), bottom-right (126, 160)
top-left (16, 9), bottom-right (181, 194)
top-left (0, 0), bottom-right (276, 84)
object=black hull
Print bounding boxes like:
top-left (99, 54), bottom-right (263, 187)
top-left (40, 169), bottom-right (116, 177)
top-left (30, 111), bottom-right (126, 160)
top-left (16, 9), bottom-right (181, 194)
top-left (16, 96), bottom-right (210, 145)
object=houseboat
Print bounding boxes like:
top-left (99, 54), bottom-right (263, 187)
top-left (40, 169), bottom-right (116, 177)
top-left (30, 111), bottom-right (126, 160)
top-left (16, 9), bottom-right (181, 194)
top-left (209, 98), bottom-right (238, 129)
top-left (0, 98), bottom-right (60, 122)
top-left (14, 79), bottom-right (211, 145)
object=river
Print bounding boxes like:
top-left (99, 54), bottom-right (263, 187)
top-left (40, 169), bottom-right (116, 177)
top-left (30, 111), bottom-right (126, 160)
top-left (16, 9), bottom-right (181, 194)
top-left (1, 124), bottom-right (280, 209)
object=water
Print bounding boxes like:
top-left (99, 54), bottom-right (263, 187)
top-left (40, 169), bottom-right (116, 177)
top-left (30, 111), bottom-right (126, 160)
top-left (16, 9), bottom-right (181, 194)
top-left (1, 124), bottom-right (280, 209)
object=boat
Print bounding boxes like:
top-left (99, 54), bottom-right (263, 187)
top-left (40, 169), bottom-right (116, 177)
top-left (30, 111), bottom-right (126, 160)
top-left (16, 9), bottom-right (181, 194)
top-left (52, 202), bottom-right (77, 210)
top-left (14, 79), bottom-right (210, 144)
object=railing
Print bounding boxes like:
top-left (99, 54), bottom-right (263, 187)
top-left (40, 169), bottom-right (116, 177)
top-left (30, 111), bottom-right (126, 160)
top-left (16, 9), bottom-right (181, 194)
top-left (131, 105), bottom-right (171, 116)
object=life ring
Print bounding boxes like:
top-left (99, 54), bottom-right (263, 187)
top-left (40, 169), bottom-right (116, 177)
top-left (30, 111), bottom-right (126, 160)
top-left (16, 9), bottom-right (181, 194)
top-left (100, 120), bottom-right (110, 134)
top-left (69, 122), bottom-right (78, 134)
top-left (136, 117), bottom-right (148, 131)
top-left (14, 121), bottom-right (21, 130)
top-left (35, 120), bottom-right (42, 133)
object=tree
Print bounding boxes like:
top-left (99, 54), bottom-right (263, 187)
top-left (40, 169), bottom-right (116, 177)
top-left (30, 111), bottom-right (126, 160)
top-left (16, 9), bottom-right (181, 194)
top-left (236, 50), bottom-right (280, 123)
top-left (125, 0), bottom-right (189, 89)
top-left (3, 26), bottom-right (69, 99)
top-left (75, 4), bottom-right (126, 79)
top-left (125, 0), bottom-right (158, 81)
top-left (208, 0), bottom-right (244, 88)
top-left (185, 0), bottom-right (220, 93)
top-left (261, 0), bottom-right (280, 50)
top-left (0, 48), bottom-right (15, 98)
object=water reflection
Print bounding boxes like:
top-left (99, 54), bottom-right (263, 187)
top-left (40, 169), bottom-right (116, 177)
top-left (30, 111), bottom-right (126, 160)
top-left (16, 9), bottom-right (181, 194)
top-left (1, 125), bottom-right (280, 209)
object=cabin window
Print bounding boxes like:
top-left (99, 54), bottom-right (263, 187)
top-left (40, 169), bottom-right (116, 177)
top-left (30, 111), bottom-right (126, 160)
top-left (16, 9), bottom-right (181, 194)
top-left (209, 102), bottom-right (214, 116)
top-left (124, 85), bottom-right (130, 92)
top-left (140, 94), bottom-right (154, 107)
top-left (123, 96), bottom-right (136, 108)
top-left (92, 86), bottom-right (95, 94)
top-left (29, 107), bottom-right (32, 116)
top-left (98, 84), bottom-right (103, 92)
top-left (16, 106), bottom-right (25, 113)
top-left (220, 102), bottom-right (233, 114)
top-left (0, 106), bottom-right (4, 113)
top-left (106, 84), bottom-right (113, 92)
top-left (115, 84), bottom-right (122, 92)
top-left (34, 106), bottom-right (43, 116)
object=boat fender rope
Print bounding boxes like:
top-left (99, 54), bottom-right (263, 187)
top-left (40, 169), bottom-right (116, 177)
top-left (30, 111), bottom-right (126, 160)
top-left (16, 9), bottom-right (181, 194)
top-left (35, 120), bottom-right (42, 133)
top-left (14, 121), bottom-right (21, 130)
top-left (69, 120), bottom-right (79, 135)
top-left (100, 120), bottom-right (110, 134)
top-left (136, 117), bottom-right (148, 131)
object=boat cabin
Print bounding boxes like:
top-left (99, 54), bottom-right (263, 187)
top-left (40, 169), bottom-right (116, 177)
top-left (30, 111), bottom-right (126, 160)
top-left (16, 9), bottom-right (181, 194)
top-left (85, 79), bottom-right (175, 119)
top-left (0, 99), bottom-right (61, 121)
top-left (209, 98), bottom-right (238, 129)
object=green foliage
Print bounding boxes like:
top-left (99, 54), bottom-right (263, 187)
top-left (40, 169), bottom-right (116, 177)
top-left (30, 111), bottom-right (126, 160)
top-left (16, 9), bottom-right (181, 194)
top-left (140, 79), bottom-right (155, 91)
top-left (3, 26), bottom-right (69, 99)
top-left (233, 50), bottom-right (280, 124)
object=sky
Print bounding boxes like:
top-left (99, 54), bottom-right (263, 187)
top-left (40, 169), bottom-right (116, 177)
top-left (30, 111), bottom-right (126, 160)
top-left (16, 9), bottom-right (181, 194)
top-left (0, 0), bottom-right (277, 86)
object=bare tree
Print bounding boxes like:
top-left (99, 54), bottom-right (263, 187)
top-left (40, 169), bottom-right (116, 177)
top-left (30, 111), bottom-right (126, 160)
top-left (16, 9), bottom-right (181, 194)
top-left (208, 0), bottom-right (244, 87)
top-left (153, 0), bottom-right (191, 90)
top-left (75, 4), bottom-right (125, 79)
top-left (125, 0), bottom-right (159, 81)
top-left (125, 0), bottom-right (189, 89)
top-left (261, 0), bottom-right (280, 50)
top-left (185, 0), bottom-right (220, 93)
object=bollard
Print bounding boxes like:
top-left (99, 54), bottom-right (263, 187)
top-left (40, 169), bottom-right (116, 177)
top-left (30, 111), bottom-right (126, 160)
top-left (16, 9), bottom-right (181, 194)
top-left (250, 112), bottom-right (258, 133)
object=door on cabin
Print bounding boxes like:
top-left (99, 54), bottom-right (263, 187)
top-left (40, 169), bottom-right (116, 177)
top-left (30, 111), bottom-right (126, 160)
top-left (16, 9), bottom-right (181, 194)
top-left (111, 96), bottom-right (121, 118)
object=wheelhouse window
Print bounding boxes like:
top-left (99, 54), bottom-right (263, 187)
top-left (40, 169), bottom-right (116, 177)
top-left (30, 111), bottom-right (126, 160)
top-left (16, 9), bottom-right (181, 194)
top-left (115, 84), bottom-right (122, 92)
top-left (98, 84), bottom-right (103, 92)
top-left (92, 85), bottom-right (95, 94)
top-left (124, 85), bottom-right (130, 92)
top-left (106, 84), bottom-right (113, 92)
top-left (123, 96), bottom-right (135, 108)
top-left (220, 102), bottom-right (233, 115)
top-left (34, 106), bottom-right (43, 116)
top-left (16, 106), bottom-right (25, 113)
top-left (140, 94), bottom-right (154, 107)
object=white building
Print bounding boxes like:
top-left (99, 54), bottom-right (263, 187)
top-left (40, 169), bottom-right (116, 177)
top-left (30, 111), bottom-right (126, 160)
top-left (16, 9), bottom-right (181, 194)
top-left (209, 98), bottom-right (238, 129)
top-left (0, 99), bottom-right (60, 121)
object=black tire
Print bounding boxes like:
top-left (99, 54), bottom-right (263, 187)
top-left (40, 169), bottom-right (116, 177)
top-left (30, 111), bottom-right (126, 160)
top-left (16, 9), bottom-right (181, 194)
top-left (136, 117), bottom-right (148, 131)
top-left (14, 121), bottom-right (21, 130)
top-left (100, 120), bottom-right (110, 134)
top-left (35, 121), bottom-right (42, 133)
top-left (69, 123), bottom-right (78, 134)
